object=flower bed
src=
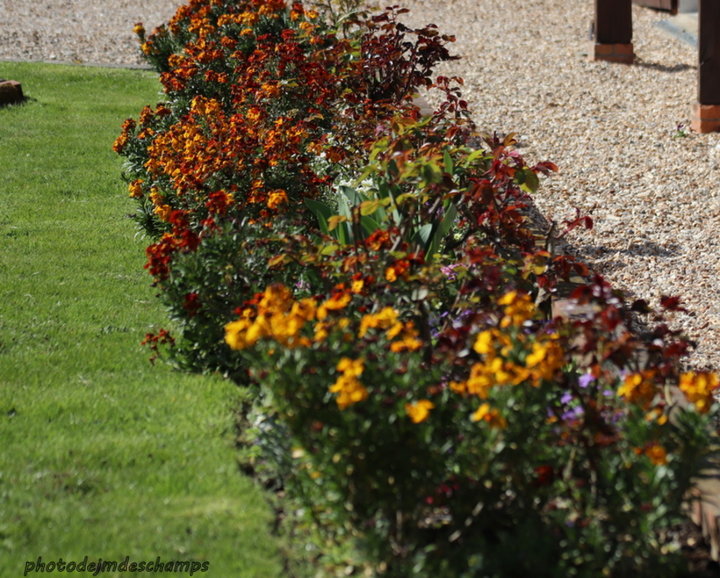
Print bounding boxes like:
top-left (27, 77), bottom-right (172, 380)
top-left (116, 1), bottom-right (720, 575)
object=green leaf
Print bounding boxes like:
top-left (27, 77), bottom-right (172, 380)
top-left (304, 198), bottom-right (332, 235)
top-left (443, 149), bottom-right (454, 175)
top-left (519, 168), bottom-right (540, 193)
top-left (360, 215), bottom-right (381, 236)
top-left (415, 223), bottom-right (434, 247)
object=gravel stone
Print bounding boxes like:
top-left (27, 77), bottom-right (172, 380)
top-left (1, 0), bottom-right (718, 370)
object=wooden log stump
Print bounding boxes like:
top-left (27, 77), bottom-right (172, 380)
top-left (0, 80), bottom-right (24, 106)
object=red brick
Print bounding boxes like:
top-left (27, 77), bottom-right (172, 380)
top-left (691, 103), bottom-right (720, 133)
top-left (589, 42), bottom-right (634, 64)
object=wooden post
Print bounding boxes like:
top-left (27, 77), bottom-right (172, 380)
top-left (592, 0), bottom-right (634, 63)
top-left (692, 0), bottom-right (720, 132)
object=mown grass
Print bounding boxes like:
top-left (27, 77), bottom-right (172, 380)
top-left (0, 62), bottom-right (284, 577)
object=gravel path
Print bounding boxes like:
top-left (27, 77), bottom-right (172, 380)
top-left (397, 1), bottom-right (720, 371)
top-left (1, 1), bottom-right (718, 370)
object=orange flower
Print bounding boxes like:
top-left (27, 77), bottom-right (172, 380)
top-left (636, 443), bottom-right (668, 466)
top-left (267, 189), bottom-right (288, 210)
top-left (385, 259), bottom-right (410, 283)
top-left (128, 179), bottom-right (144, 199)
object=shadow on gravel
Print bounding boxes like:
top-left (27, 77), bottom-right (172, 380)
top-left (633, 59), bottom-right (696, 73)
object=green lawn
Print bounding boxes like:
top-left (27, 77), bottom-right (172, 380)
top-left (0, 62), bottom-right (284, 577)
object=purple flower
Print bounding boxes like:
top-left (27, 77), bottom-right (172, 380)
top-left (578, 372), bottom-right (595, 388)
top-left (440, 263), bottom-right (462, 280)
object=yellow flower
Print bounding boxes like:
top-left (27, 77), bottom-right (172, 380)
top-left (525, 342), bottom-right (548, 368)
top-left (389, 334), bottom-right (423, 353)
top-left (337, 357), bottom-right (364, 377)
top-left (330, 374), bottom-right (368, 410)
top-left (330, 357), bottom-right (368, 409)
top-left (525, 339), bottom-right (564, 384)
top-left (358, 307), bottom-right (399, 338)
top-left (259, 284), bottom-right (293, 314)
top-left (644, 407), bottom-right (668, 425)
top-left (153, 203), bottom-right (173, 222)
top-left (618, 371), bottom-right (657, 408)
top-left (470, 403), bottom-right (507, 429)
top-left (679, 371), bottom-right (719, 413)
top-left (465, 363), bottom-right (494, 398)
top-left (290, 298), bottom-right (317, 322)
top-left (405, 400), bottom-right (434, 424)
top-left (224, 318), bottom-right (254, 350)
top-left (244, 315), bottom-right (271, 346)
top-left (449, 380), bottom-right (467, 395)
top-left (313, 321), bottom-right (330, 343)
top-left (269, 313), bottom-right (304, 343)
top-left (498, 290), bottom-right (535, 328)
top-left (317, 291), bottom-right (351, 320)
top-left (473, 330), bottom-right (495, 356)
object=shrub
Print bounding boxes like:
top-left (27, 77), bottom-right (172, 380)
top-left (118, 1), bottom-right (720, 575)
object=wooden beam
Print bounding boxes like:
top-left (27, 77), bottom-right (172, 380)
top-left (692, 0), bottom-right (720, 131)
top-left (592, 0), bottom-right (634, 63)
top-left (632, 0), bottom-right (677, 14)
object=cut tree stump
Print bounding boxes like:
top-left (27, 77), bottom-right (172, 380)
top-left (0, 80), bottom-right (24, 106)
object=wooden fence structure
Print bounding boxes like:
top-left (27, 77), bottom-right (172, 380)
top-left (593, 0), bottom-right (720, 132)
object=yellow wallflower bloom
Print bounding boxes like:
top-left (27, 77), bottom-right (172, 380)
top-left (470, 403), bottom-right (507, 429)
top-left (679, 371), bottom-right (719, 413)
top-left (313, 321), bottom-right (330, 342)
top-left (525, 340), bottom-right (564, 384)
top-left (259, 284), bottom-right (293, 313)
top-left (337, 357), bottom-right (364, 377)
top-left (351, 278), bottom-right (364, 294)
top-left (465, 363), bottom-right (494, 398)
top-left (618, 371), bottom-right (657, 408)
top-left (473, 330), bottom-right (495, 356)
top-left (128, 179), bottom-right (144, 198)
top-left (449, 380), bottom-right (467, 395)
top-left (405, 400), bottom-right (435, 424)
top-left (290, 298), bottom-right (317, 322)
top-left (153, 204), bottom-right (173, 222)
top-left (224, 318), bottom-right (254, 350)
top-left (390, 334), bottom-right (423, 353)
top-left (359, 307), bottom-right (399, 338)
top-left (329, 375), bottom-right (367, 409)
top-left (317, 291), bottom-right (351, 320)
top-left (498, 290), bottom-right (535, 328)
top-left (330, 358), bottom-right (368, 409)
